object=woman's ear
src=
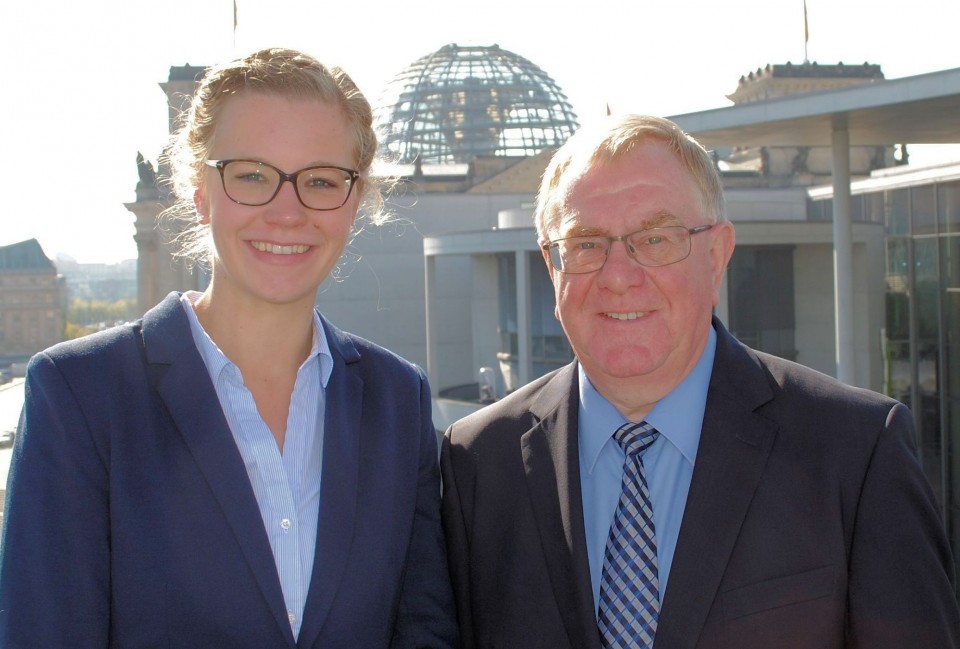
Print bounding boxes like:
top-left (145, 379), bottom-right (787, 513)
top-left (194, 187), bottom-right (210, 224)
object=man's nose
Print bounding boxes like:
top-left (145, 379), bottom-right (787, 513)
top-left (597, 239), bottom-right (646, 291)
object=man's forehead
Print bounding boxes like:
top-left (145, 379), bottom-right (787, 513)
top-left (567, 170), bottom-right (664, 204)
top-left (547, 159), bottom-right (700, 236)
top-left (573, 140), bottom-right (685, 186)
top-left (558, 162), bottom-right (691, 215)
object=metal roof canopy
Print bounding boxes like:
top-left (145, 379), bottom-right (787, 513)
top-left (671, 66), bottom-right (960, 148)
top-left (668, 66), bottom-right (960, 386)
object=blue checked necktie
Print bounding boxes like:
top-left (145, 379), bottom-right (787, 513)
top-left (597, 421), bottom-right (661, 649)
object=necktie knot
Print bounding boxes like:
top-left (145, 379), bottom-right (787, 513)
top-left (614, 421), bottom-right (659, 459)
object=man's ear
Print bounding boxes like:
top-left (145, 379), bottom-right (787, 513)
top-left (709, 221), bottom-right (736, 300)
top-left (540, 244), bottom-right (563, 320)
top-left (540, 244), bottom-right (555, 276)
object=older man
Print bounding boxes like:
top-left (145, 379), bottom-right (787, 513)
top-left (441, 115), bottom-right (959, 649)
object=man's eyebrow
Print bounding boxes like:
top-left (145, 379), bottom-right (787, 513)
top-left (557, 212), bottom-right (682, 239)
top-left (562, 224), bottom-right (608, 238)
top-left (639, 212), bottom-right (681, 229)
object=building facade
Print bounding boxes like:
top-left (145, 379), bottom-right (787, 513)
top-left (125, 65), bottom-right (207, 317)
top-left (0, 239), bottom-right (66, 365)
top-left (810, 162), bottom-right (960, 563)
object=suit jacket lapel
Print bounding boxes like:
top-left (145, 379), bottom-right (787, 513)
top-left (655, 321), bottom-right (778, 649)
top-left (141, 293), bottom-right (295, 645)
top-left (521, 363), bottom-right (603, 649)
top-left (297, 317), bottom-right (362, 648)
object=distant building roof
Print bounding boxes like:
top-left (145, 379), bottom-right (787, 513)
top-left (168, 65), bottom-right (206, 82)
top-left (727, 61), bottom-right (885, 105)
top-left (0, 239), bottom-right (55, 271)
top-left (740, 61), bottom-right (884, 84)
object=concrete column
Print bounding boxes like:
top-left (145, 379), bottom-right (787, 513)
top-left (831, 116), bottom-right (855, 385)
top-left (424, 255), bottom-right (438, 396)
top-left (716, 272), bottom-right (729, 325)
top-left (515, 249), bottom-right (531, 387)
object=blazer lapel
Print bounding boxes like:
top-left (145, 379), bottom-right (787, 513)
top-left (521, 363), bottom-right (603, 649)
top-left (297, 318), bottom-right (362, 648)
top-left (141, 293), bottom-right (295, 645)
top-left (655, 321), bottom-right (778, 649)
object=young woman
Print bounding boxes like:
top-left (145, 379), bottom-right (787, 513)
top-left (0, 48), bottom-right (458, 649)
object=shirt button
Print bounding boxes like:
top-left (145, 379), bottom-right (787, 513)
top-left (280, 518), bottom-right (292, 532)
top-left (288, 610), bottom-right (296, 625)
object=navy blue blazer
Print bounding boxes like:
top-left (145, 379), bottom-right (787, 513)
top-left (0, 292), bottom-right (458, 648)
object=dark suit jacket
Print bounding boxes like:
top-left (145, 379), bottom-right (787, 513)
top-left (0, 292), bottom-right (457, 649)
top-left (441, 319), bottom-right (959, 649)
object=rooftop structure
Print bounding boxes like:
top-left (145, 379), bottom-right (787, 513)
top-left (727, 61), bottom-right (885, 104)
top-left (718, 62), bottom-right (894, 184)
top-left (374, 43), bottom-right (579, 165)
top-left (0, 239), bottom-right (56, 271)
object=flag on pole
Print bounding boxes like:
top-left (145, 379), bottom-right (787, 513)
top-left (803, 0), bottom-right (810, 62)
top-left (233, 0), bottom-right (238, 46)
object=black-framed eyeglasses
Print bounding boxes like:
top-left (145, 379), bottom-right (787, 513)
top-left (542, 224), bottom-right (714, 274)
top-left (205, 159), bottom-right (360, 211)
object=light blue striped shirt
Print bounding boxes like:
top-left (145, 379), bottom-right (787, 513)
top-left (180, 292), bottom-right (332, 639)
top-left (579, 325), bottom-right (716, 613)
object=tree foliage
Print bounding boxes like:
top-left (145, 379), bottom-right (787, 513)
top-left (65, 298), bottom-right (139, 339)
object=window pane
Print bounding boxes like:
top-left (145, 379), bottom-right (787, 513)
top-left (915, 238), bottom-right (942, 502)
top-left (939, 181), bottom-right (960, 235)
top-left (885, 188), bottom-right (909, 235)
top-left (912, 186), bottom-right (937, 236)
top-left (727, 245), bottom-right (796, 361)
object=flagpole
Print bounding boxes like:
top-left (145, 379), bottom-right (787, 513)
top-left (803, 0), bottom-right (809, 63)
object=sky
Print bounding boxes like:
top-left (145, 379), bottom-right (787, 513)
top-left (1, 0), bottom-right (958, 264)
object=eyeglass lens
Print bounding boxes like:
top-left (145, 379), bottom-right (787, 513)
top-left (220, 160), bottom-right (354, 210)
top-left (550, 227), bottom-right (693, 273)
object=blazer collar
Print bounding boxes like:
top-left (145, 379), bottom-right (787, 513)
top-left (141, 292), bottom-right (297, 646)
top-left (655, 318), bottom-right (778, 649)
top-left (521, 362), bottom-right (604, 649)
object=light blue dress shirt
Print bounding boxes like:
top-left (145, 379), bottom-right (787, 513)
top-left (579, 325), bottom-right (716, 613)
top-left (180, 292), bottom-right (332, 639)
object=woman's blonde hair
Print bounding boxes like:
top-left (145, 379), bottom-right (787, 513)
top-left (162, 47), bottom-right (386, 265)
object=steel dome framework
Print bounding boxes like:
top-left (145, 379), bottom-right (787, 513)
top-left (374, 43), bottom-right (580, 165)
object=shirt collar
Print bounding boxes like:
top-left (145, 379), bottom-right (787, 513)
top-left (579, 324), bottom-right (717, 474)
top-left (179, 291), bottom-right (334, 388)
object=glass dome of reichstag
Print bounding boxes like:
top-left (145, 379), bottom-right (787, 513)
top-left (374, 43), bottom-right (580, 165)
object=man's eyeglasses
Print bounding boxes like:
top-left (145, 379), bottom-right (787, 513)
top-left (542, 224), bottom-right (714, 274)
top-left (205, 159), bottom-right (360, 211)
